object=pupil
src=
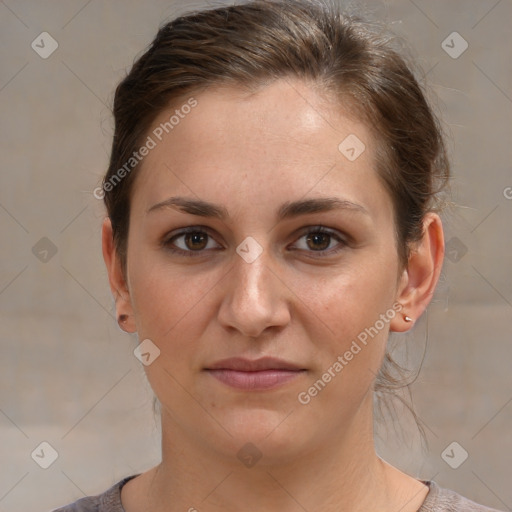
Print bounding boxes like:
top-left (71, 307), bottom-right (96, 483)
top-left (308, 233), bottom-right (329, 250)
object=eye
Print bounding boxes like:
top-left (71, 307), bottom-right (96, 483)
top-left (162, 225), bottom-right (347, 258)
top-left (290, 226), bottom-right (347, 256)
top-left (162, 227), bottom-right (222, 256)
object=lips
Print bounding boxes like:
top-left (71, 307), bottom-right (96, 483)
top-left (206, 356), bottom-right (304, 372)
top-left (204, 357), bottom-right (306, 390)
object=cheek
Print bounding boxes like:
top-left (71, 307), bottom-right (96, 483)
top-left (294, 259), bottom-right (398, 345)
top-left (130, 262), bottom-right (220, 342)
top-left (127, 261), bottom-right (219, 401)
top-left (291, 254), bottom-right (398, 403)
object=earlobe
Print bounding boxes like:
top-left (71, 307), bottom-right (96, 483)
top-left (101, 217), bottom-right (137, 333)
top-left (390, 212), bottom-right (445, 333)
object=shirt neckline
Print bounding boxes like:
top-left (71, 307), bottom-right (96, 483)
top-left (111, 475), bottom-right (438, 512)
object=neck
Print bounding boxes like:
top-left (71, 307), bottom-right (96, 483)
top-left (140, 391), bottom-right (419, 512)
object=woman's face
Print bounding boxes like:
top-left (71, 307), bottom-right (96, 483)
top-left (121, 79), bottom-right (405, 461)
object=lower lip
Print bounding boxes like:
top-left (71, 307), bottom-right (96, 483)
top-left (206, 369), bottom-right (305, 390)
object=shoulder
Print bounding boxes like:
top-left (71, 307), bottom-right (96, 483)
top-left (419, 480), bottom-right (505, 512)
top-left (50, 474), bottom-right (140, 512)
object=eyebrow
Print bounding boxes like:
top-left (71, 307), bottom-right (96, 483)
top-left (147, 196), bottom-right (369, 221)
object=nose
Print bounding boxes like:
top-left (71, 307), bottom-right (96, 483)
top-left (217, 246), bottom-right (291, 338)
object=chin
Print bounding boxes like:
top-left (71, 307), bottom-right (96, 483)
top-left (205, 407), bottom-right (308, 463)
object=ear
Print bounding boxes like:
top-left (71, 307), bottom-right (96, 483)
top-left (101, 217), bottom-right (137, 333)
top-left (390, 212), bottom-right (445, 332)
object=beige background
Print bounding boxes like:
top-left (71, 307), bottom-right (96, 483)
top-left (1, 1), bottom-right (511, 511)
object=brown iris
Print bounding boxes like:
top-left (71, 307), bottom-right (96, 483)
top-left (185, 232), bottom-right (208, 250)
top-left (306, 232), bottom-right (330, 251)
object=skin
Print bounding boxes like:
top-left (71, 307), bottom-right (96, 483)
top-left (102, 78), bottom-right (444, 512)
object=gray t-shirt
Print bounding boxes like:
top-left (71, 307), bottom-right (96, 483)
top-left (51, 475), bottom-right (504, 512)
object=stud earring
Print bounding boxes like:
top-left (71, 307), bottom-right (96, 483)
top-left (117, 314), bottom-right (128, 325)
top-left (404, 315), bottom-right (413, 322)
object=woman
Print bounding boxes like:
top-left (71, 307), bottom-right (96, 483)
top-left (54, 0), bottom-right (503, 510)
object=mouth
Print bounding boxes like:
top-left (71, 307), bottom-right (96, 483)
top-left (204, 357), bottom-right (307, 391)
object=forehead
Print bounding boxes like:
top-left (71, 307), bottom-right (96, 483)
top-left (130, 79), bottom-right (392, 224)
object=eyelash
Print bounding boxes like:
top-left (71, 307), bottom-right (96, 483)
top-left (161, 225), bottom-right (348, 258)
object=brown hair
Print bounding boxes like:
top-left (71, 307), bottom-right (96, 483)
top-left (102, 0), bottom-right (450, 433)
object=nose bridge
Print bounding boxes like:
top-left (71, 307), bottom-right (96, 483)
top-left (218, 244), bottom-right (290, 337)
top-left (231, 249), bottom-right (272, 312)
